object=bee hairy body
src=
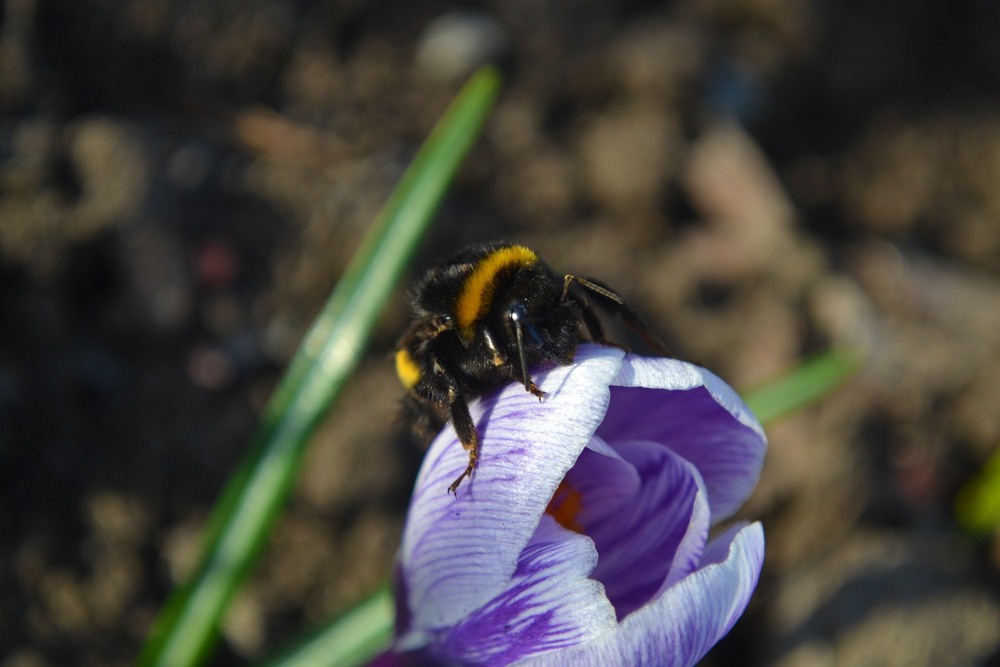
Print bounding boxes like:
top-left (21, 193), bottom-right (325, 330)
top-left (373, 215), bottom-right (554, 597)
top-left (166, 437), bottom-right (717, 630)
top-left (396, 241), bottom-right (664, 494)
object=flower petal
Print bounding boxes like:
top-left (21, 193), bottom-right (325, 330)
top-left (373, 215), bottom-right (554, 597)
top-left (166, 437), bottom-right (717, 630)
top-left (428, 516), bottom-right (617, 665)
top-left (659, 478), bottom-right (711, 592)
top-left (520, 522), bottom-right (765, 667)
top-left (398, 346), bottom-right (624, 635)
top-left (601, 352), bottom-right (767, 522)
top-left (587, 440), bottom-right (709, 619)
top-left (555, 436), bottom-right (640, 530)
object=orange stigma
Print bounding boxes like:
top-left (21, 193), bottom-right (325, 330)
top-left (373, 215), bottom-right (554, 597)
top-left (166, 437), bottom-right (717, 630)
top-left (546, 479), bottom-right (584, 533)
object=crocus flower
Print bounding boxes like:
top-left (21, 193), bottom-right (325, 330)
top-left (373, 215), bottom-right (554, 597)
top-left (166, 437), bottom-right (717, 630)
top-left (379, 345), bottom-right (767, 666)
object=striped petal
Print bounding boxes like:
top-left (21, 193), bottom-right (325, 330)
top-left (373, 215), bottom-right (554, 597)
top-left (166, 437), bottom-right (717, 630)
top-left (602, 354), bottom-right (767, 523)
top-left (397, 346), bottom-right (624, 640)
top-left (390, 345), bottom-right (767, 666)
top-left (518, 522), bottom-right (765, 667)
top-left (586, 440), bottom-right (709, 619)
top-left (426, 516), bottom-right (617, 665)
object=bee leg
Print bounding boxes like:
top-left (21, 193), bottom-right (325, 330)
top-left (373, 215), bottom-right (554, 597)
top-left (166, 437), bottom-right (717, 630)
top-left (447, 390), bottom-right (479, 495)
top-left (509, 307), bottom-right (546, 400)
top-left (513, 350), bottom-right (546, 399)
top-left (400, 392), bottom-right (444, 447)
top-left (525, 380), bottom-right (545, 400)
top-left (516, 373), bottom-right (545, 400)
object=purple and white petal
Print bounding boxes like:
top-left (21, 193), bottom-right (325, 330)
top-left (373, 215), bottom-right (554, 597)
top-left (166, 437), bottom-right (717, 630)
top-left (519, 522), bottom-right (765, 667)
top-left (587, 440), bottom-right (708, 620)
top-left (398, 346), bottom-right (624, 634)
top-left (659, 477), bottom-right (711, 592)
top-left (427, 516), bottom-right (617, 666)
top-left (600, 352), bottom-right (767, 523)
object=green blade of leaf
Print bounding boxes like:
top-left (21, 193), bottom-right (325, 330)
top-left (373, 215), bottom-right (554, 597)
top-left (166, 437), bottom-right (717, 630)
top-left (260, 587), bottom-right (394, 667)
top-left (137, 67), bottom-right (502, 667)
top-left (744, 348), bottom-right (863, 425)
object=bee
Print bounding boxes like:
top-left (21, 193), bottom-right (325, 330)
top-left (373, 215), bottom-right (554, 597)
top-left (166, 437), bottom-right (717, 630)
top-left (395, 241), bottom-right (665, 494)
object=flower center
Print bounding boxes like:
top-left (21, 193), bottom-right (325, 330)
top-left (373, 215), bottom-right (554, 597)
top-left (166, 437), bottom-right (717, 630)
top-left (545, 479), bottom-right (584, 533)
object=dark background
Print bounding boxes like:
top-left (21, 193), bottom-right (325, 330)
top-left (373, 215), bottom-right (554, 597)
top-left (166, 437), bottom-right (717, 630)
top-left (3, 1), bottom-right (1000, 665)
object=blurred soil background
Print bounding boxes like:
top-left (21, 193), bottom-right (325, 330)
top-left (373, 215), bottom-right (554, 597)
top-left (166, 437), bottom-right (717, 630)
top-left (3, 1), bottom-right (1000, 665)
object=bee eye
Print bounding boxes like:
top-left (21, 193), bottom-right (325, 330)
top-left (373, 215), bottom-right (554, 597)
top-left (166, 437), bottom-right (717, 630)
top-left (509, 303), bottom-right (545, 348)
top-left (509, 303), bottom-right (527, 323)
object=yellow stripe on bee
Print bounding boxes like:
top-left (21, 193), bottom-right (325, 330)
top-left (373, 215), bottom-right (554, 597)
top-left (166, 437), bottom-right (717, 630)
top-left (395, 348), bottom-right (422, 389)
top-left (455, 245), bottom-right (538, 337)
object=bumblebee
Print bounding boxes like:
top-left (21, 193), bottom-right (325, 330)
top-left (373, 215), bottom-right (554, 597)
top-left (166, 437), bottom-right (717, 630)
top-left (396, 241), bottom-right (665, 494)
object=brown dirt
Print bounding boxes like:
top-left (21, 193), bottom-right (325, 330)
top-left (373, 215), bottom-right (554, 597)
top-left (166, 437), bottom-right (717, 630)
top-left (3, 1), bottom-right (1000, 665)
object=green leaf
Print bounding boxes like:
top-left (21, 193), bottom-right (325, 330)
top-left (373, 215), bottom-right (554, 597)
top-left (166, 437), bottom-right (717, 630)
top-left (956, 447), bottom-right (1000, 535)
top-left (137, 67), bottom-right (502, 667)
top-left (744, 348), bottom-right (863, 425)
top-left (260, 587), bottom-right (393, 667)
